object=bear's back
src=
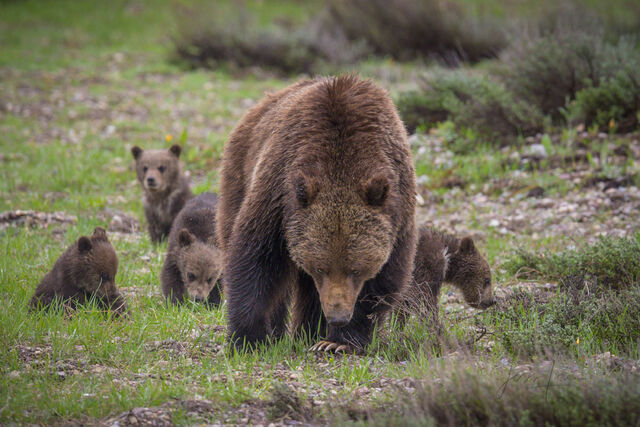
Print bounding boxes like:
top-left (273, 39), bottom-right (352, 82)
top-left (168, 192), bottom-right (218, 248)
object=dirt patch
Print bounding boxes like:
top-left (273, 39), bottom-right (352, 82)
top-left (0, 210), bottom-right (77, 230)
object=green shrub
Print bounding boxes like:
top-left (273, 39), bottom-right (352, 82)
top-left (504, 233), bottom-right (640, 290)
top-left (172, 2), bottom-right (368, 74)
top-left (381, 365), bottom-right (640, 426)
top-left (503, 31), bottom-right (607, 121)
top-left (324, 0), bottom-right (506, 64)
top-left (570, 38), bottom-right (640, 132)
top-left (396, 69), bottom-right (543, 138)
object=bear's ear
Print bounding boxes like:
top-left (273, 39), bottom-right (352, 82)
top-left (363, 174), bottom-right (389, 206)
top-left (78, 236), bottom-right (93, 253)
top-left (178, 229), bottom-right (195, 248)
top-left (92, 227), bottom-right (108, 241)
top-left (459, 236), bottom-right (477, 254)
top-left (131, 146), bottom-right (143, 160)
top-left (169, 144), bottom-right (182, 158)
top-left (292, 170), bottom-right (318, 208)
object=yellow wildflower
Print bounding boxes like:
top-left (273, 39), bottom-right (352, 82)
top-left (165, 134), bottom-right (173, 142)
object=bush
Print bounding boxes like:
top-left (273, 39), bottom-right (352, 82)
top-left (397, 69), bottom-right (543, 138)
top-left (504, 233), bottom-right (640, 290)
top-left (502, 31), bottom-right (607, 121)
top-left (385, 364), bottom-right (640, 426)
top-left (172, 3), bottom-right (316, 74)
top-left (570, 38), bottom-right (640, 132)
top-left (324, 0), bottom-right (506, 64)
top-left (172, 0), bottom-right (508, 74)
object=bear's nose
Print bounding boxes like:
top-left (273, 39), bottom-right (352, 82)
top-left (326, 309), bottom-right (351, 327)
top-left (147, 177), bottom-right (156, 185)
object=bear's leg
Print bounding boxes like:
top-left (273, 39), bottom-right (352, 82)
top-left (269, 299), bottom-right (289, 340)
top-left (160, 259), bottom-right (185, 304)
top-left (314, 227), bottom-right (416, 353)
top-left (292, 270), bottom-right (326, 343)
top-left (225, 222), bottom-right (290, 350)
top-left (206, 280), bottom-right (223, 307)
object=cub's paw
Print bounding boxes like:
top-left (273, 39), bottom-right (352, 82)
top-left (309, 340), bottom-right (359, 354)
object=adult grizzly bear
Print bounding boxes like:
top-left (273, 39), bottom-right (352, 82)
top-left (217, 75), bottom-right (417, 353)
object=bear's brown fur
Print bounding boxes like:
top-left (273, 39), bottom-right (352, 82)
top-left (217, 75), bottom-right (417, 352)
top-left (30, 227), bottom-right (128, 316)
top-left (401, 225), bottom-right (494, 324)
top-left (161, 192), bottom-right (223, 305)
top-left (131, 144), bottom-right (193, 243)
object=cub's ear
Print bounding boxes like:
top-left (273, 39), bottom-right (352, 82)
top-left (291, 170), bottom-right (318, 208)
top-left (131, 146), bottom-right (143, 160)
top-left (169, 144), bottom-right (182, 158)
top-left (459, 236), bottom-right (477, 254)
top-left (92, 227), bottom-right (108, 240)
top-left (78, 236), bottom-right (93, 253)
top-left (178, 229), bottom-right (195, 248)
top-left (363, 173), bottom-right (389, 206)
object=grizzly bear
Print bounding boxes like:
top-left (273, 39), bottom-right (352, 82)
top-left (30, 227), bottom-right (128, 316)
top-left (160, 192), bottom-right (223, 305)
top-left (131, 144), bottom-right (193, 243)
top-left (217, 75), bottom-right (417, 353)
top-left (399, 225), bottom-right (494, 325)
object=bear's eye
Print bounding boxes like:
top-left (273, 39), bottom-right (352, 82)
top-left (484, 278), bottom-right (490, 288)
top-left (207, 277), bottom-right (214, 284)
top-left (158, 166), bottom-right (166, 173)
top-left (187, 273), bottom-right (196, 282)
top-left (351, 270), bottom-right (360, 277)
top-left (100, 273), bottom-right (110, 282)
top-left (316, 268), bottom-right (325, 275)
top-left (143, 166), bottom-right (148, 173)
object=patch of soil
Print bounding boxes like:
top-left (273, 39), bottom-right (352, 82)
top-left (0, 210), bottom-right (77, 230)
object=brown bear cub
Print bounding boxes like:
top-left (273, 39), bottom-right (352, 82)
top-left (131, 144), bottom-right (193, 243)
top-left (161, 192), bottom-right (223, 305)
top-left (217, 75), bottom-right (417, 353)
top-left (401, 225), bottom-right (495, 324)
top-left (30, 227), bottom-right (128, 316)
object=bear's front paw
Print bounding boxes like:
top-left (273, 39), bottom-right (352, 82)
top-left (309, 340), bottom-right (359, 354)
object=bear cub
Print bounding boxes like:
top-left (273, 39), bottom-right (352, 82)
top-left (131, 144), bottom-right (193, 243)
top-left (403, 225), bottom-right (495, 323)
top-left (30, 227), bottom-right (128, 316)
top-left (161, 192), bottom-right (223, 305)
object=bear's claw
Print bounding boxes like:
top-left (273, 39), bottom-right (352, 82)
top-left (310, 340), bottom-right (352, 353)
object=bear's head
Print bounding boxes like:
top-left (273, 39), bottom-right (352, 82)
top-left (175, 229), bottom-right (222, 302)
top-left (448, 237), bottom-right (494, 309)
top-left (286, 170), bottom-right (395, 327)
top-left (74, 227), bottom-right (119, 297)
top-left (131, 144), bottom-right (182, 194)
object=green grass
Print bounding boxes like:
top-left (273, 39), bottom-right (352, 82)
top-left (2, 0), bottom-right (640, 424)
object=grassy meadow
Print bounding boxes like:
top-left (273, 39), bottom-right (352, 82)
top-left (1, 0), bottom-right (640, 425)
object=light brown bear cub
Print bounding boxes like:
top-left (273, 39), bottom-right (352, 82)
top-left (161, 193), bottom-right (223, 305)
top-left (30, 227), bottom-right (128, 316)
top-left (403, 225), bottom-right (495, 323)
top-left (131, 144), bottom-right (193, 243)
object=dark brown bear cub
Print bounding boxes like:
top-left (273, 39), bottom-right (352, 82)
top-left (30, 227), bottom-right (128, 316)
top-left (402, 225), bottom-right (495, 324)
top-left (217, 75), bottom-right (417, 353)
top-left (131, 144), bottom-right (193, 243)
top-left (161, 193), bottom-right (223, 305)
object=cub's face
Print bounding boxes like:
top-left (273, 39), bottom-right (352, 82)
top-left (286, 171), bottom-right (395, 327)
top-left (453, 237), bottom-right (494, 309)
top-left (75, 227), bottom-right (119, 296)
top-left (176, 229), bottom-right (222, 302)
top-left (131, 145), bottom-right (182, 194)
